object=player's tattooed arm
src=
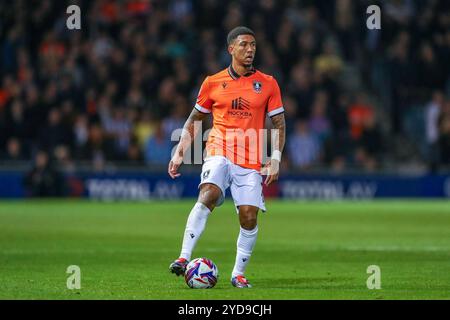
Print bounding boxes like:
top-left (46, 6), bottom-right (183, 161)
top-left (270, 113), bottom-right (286, 154)
top-left (262, 112), bottom-right (286, 185)
top-left (178, 108), bottom-right (207, 156)
top-left (168, 108), bottom-right (208, 178)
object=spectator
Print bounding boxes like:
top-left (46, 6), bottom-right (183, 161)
top-left (352, 147), bottom-right (377, 172)
top-left (308, 91), bottom-right (331, 143)
top-left (162, 96), bottom-right (189, 137)
top-left (78, 123), bottom-right (117, 164)
top-left (347, 93), bottom-right (375, 141)
top-left (437, 100), bottom-right (450, 166)
top-left (425, 91), bottom-right (445, 169)
top-left (126, 140), bottom-right (145, 166)
top-left (289, 62), bottom-right (315, 119)
top-left (38, 108), bottom-right (73, 153)
top-left (4, 100), bottom-right (28, 152)
top-left (288, 120), bottom-right (321, 169)
top-left (388, 31), bottom-right (416, 133)
top-left (385, 0), bottom-right (415, 26)
top-left (102, 107), bottom-right (132, 155)
top-left (145, 122), bottom-right (172, 165)
top-left (330, 93), bottom-right (350, 136)
top-left (282, 95), bottom-right (298, 136)
top-left (54, 145), bottom-right (75, 174)
top-left (314, 38), bottom-right (344, 78)
top-left (73, 114), bottom-right (89, 151)
top-left (359, 113), bottom-right (383, 167)
top-left (134, 109), bottom-right (157, 148)
top-left (417, 42), bottom-right (446, 94)
top-left (23, 150), bottom-right (64, 197)
top-left (3, 137), bottom-right (26, 161)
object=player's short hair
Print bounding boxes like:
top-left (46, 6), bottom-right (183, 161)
top-left (227, 26), bottom-right (255, 45)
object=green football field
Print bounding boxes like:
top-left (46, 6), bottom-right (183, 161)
top-left (0, 199), bottom-right (449, 300)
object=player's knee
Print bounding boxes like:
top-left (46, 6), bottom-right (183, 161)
top-left (239, 206), bottom-right (258, 230)
top-left (198, 184), bottom-right (222, 211)
top-left (240, 216), bottom-right (257, 230)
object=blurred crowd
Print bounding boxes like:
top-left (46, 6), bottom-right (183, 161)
top-left (1, 0), bottom-right (450, 176)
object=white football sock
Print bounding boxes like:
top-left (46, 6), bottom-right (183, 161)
top-left (179, 202), bottom-right (211, 261)
top-left (232, 225), bottom-right (258, 278)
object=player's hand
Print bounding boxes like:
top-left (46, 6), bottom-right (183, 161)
top-left (168, 154), bottom-right (183, 179)
top-left (261, 158), bottom-right (280, 186)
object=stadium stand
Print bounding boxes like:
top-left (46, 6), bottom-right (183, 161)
top-left (0, 0), bottom-right (449, 179)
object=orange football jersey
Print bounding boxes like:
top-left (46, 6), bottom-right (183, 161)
top-left (195, 65), bottom-right (284, 171)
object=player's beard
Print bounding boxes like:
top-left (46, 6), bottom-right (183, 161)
top-left (242, 55), bottom-right (254, 69)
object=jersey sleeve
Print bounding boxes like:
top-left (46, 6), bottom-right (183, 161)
top-left (194, 76), bottom-right (213, 114)
top-left (267, 78), bottom-right (284, 117)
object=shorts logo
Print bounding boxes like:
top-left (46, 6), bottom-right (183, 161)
top-left (202, 170), bottom-right (210, 180)
top-left (253, 81), bottom-right (262, 93)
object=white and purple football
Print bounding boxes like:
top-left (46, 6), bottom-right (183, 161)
top-left (184, 257), bottom-right (219, 289)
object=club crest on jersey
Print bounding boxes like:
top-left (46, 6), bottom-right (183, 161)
top-left (253, 81), bottom-right (262, 93)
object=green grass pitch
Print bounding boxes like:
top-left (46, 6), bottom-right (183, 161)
top-left (0, 199), bottom-right (449, 300)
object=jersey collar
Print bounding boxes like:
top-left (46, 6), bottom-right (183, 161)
top-left (228, 64), bottom-right (256, 80)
